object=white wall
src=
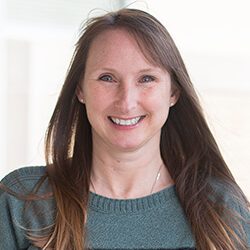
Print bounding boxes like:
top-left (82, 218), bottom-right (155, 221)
top-left (0, 0), bottom-right (7, 177)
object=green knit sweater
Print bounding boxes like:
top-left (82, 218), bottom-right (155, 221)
top-left (0, 166), bottom-right (249, 249)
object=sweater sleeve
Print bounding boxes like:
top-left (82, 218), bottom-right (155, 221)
top-left (0, 166), bottom-right (54, 250)
top-left (0, 180), bottom-right (30, 249)
top-left (239, 200), bottom-right (250, 247)
top-left (211, 179), bottom-right (250, 247)
top-left (226, 190), bottom-right (250, 247)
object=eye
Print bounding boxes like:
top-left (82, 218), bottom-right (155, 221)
top-left (99, 74), bottom-right (114, 82)
top-left (139, 75), bottom-right (156, 83)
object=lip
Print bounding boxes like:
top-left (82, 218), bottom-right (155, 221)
top-left (108, 115), bottom-right (146, 129)
top-left (108, 115), bottom-right (144, 120)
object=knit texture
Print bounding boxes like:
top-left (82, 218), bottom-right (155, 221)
top-left (0, 166), bottom-right (249, 249)
top-left (87, 182), bottom-right (194, 249)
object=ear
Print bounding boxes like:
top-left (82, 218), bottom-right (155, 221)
top-left (76, 85), bottom-right (85, 103)
top-left (169, 86), bottom-right (180, 107)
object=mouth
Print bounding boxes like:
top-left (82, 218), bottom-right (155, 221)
top-left (108, 116), bottom-right (146, 126)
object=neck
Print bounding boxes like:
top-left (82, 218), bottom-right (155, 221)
top-left (90, 141), bottom-right (174, 199)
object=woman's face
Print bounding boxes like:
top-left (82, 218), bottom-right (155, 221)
top-left (77, 29), bottom-right (178, 152)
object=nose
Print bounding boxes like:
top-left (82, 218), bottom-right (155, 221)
top-left (114, 83), bottom-right (138, 114)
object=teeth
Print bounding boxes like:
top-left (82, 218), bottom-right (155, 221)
top-left (110, 116), bottom-right (141, 126)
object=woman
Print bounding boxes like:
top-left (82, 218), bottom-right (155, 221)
top-left (0, 8), bottom-right (249, 250)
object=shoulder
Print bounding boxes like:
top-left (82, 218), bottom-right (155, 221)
top-left (0, 166), bottom-right (47, 194)
top-left (0, 166), bottom-right (55, 249)
top-left (1, 165), bottom-right (47, 184)
top-left (209, 177), bottom-right (249, 213)
top-left (209, 178), bottom-right (250, 245)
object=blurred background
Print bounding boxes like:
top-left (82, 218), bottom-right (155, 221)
top-left (0, 0), bottom-right (249, 197)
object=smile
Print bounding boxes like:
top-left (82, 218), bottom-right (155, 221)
top-left (109, 116), bottom-right (145, 126)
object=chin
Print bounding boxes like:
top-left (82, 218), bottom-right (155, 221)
top-left (112, 140), bottom-right (145, 152)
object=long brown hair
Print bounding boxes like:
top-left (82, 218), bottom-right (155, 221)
top-left (33, 8), bottom-right (249, 249)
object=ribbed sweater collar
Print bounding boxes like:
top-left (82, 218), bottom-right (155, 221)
top-left (88, 185), bottom-right (176, 214)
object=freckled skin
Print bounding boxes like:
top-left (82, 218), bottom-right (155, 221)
top-left (77, 29), bottom-right (177, 152)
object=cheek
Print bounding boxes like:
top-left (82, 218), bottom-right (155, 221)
top-left (84, 88), bottom-right (113, 115)
top-left (144, 86), bottom-right (171, 109)
top-left (144, 88), bottom-right (171, 125)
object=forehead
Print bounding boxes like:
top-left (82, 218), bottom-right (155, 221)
top-left (85, 28), bottom-right (158, 70)
top-left (89, 29), bottom-right (140, 56)
top-left (90, 28), bottom-right (138, 49)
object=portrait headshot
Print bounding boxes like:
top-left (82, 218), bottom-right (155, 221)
top-left (0, 1), bottom-right (249, 249)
